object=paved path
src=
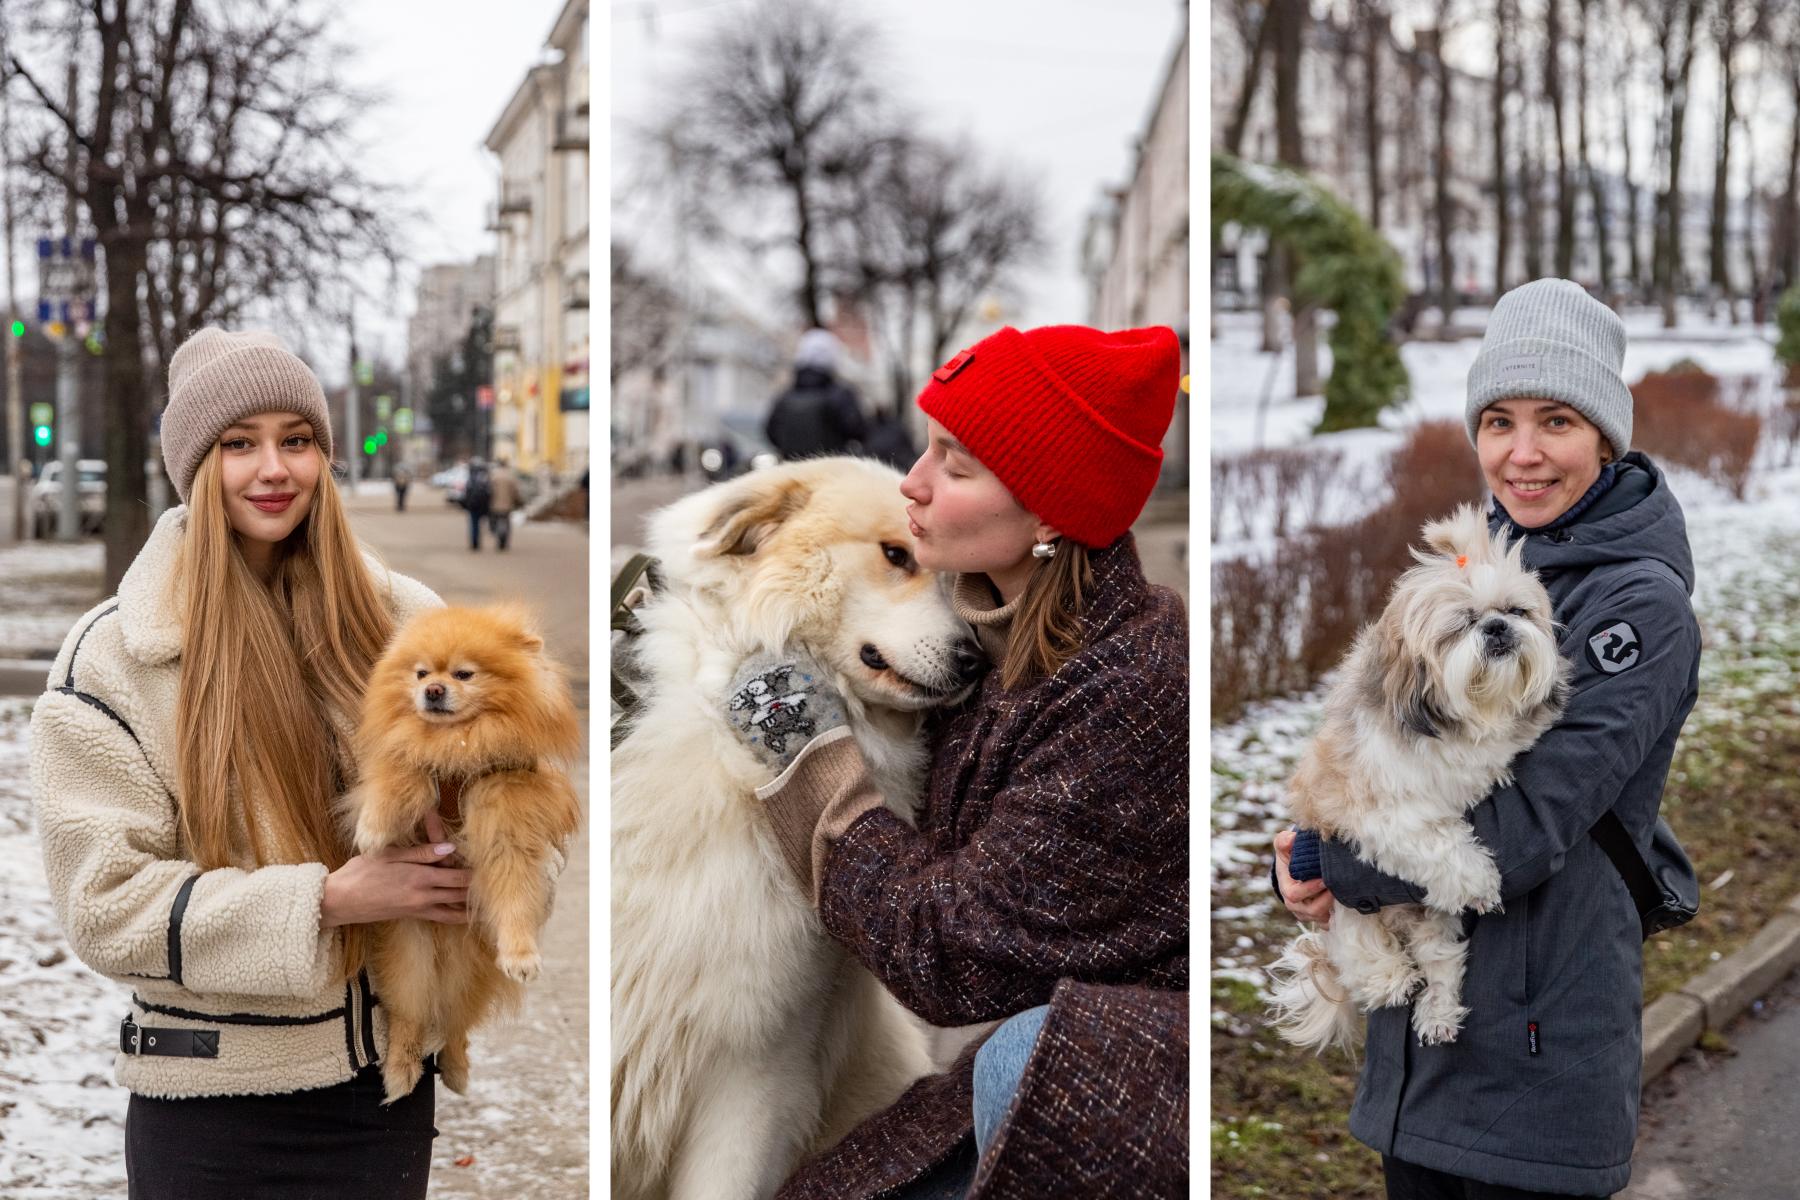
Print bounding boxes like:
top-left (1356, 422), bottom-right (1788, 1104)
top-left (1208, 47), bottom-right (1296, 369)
top-left (1624, 966), bottom-right (1800, 1199)
top-left (345, 488), bottom-right (591, 1198)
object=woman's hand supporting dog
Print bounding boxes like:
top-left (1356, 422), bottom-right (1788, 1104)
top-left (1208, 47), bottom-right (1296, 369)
top-left (1275, 829), bottom-right (1336, 927)
top-left (321, 811), bottom-right (471, 928)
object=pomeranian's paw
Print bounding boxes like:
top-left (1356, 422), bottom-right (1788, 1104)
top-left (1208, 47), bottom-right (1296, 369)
top-left (354, 812), bottom-right (396, 856)
top-left (498, 947), bottom-right (542, 983)
top-left (439, 1055), bottom-right (469, 1095)
top-left (382, 1057), bottom-right (424, 1105)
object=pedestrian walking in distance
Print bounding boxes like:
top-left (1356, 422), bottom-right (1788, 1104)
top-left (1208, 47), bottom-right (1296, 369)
top-left (764, 328), bottom-right (867, 461)
top-left (29, 327), bottom-right (462, 1199)
top-left (461, 458), bottom-right (492, 551)
top-left (487, 455), bottom-right (520, 552)
top-left (392, 461), bottom-right (412, 512)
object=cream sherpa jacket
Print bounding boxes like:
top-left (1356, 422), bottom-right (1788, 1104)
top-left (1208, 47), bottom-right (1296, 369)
top-left (29, 506), bottom-right (443, 1099)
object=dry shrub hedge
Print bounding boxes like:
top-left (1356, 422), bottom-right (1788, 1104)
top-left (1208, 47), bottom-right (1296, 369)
top-left (1212, 421), bottom-right (1484, 723)
top-left (1632, 365), bottom-right (1762, 500)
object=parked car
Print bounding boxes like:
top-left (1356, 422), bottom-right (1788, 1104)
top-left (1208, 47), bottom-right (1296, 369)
top-left (432, 463), bottom-right (470, 505)
top-left (31, 459), bottom-right (106, 538)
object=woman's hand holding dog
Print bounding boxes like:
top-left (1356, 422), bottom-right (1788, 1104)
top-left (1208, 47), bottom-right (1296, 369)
top-left (1275, 830), bottom-right (1337, 927)
top-left (321, 811), bottom-right (471, 928)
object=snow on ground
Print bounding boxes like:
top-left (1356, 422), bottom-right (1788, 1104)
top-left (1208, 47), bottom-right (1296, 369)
top-left (0, 698), bottom-right (129, 1199)
top-left (0, 542), bottom-right (103, 659)
top-left (1209, 305), bottom-right (1800, 992)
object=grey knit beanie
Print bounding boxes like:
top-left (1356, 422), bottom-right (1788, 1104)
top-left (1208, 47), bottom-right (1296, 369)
top-left (1465, 278), bottom-right (1632, 461)
top-left (163, 328), bottom-right (333, 503)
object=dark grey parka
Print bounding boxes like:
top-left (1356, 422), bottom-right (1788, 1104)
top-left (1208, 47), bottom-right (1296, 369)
top-left (1319, 453), bottom-right (1702, 1196)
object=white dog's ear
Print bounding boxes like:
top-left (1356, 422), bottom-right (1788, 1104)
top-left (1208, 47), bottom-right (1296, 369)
top-left (697, 479), bottom-right (811, 557)
top-left (1418, 502), bottom-right (1488, 564)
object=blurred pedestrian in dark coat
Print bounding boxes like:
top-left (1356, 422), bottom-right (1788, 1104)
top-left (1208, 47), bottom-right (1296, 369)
top-left (765, 329), bottom-right (867, 460)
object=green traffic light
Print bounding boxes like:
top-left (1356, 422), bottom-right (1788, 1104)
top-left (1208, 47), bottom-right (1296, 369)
top-left (375, 429), bottom-right (388, 446)
top-left (363, 437), bottom-right (377, 456)
top-left (9, 320), bottom-right (23, 338)
top-left (33, 424), bottom-right (52, 446)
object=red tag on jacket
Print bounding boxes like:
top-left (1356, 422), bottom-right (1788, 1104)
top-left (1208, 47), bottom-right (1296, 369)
top-left (933, 348), bottom-right (975, 383)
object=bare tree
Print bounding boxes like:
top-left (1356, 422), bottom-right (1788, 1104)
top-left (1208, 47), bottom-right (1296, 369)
top-left (1639, 0), bottom-right (1706, 327)
top-left (6, 0), bottom-right (398, 590)
top-left (1708, 0), bottom-right (1766, 305)
top-left (1547, 0), bottom-right (1576, 277)
top-left (1356, 0), bottom-right (1389, 230)
top-left (1270, 0), bottom-right (1320, 394)
top-left (665, 0), bottom-right (883, 329)
top-left (1577, 0), bottom-right (1610, 293)
top-left (1494, 0), bottom-right (1514, 293)
top-left (1774, 5), bottom-right (1800, 289)
top-left (839, 134), bottom-right (1042, 413)
top-left (1221, 0), bottom-right (1274, 156)
top-left (610, 240), bottom-right (680, 387)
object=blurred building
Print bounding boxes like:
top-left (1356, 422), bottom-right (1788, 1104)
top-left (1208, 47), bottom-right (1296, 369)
top-left (1082, 15), bottom-right (1189, 490)
top-left (407, 257), bottom-right (494, 389)
top-left (484, 0), bottom-right (589, 477)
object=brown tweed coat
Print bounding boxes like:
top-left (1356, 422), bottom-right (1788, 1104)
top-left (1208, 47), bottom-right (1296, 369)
top-left (775, 534), bottom-right (1190, 1198)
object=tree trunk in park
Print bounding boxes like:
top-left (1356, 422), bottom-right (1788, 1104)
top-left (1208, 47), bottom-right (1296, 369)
top-left (1782, 62), bottom-right (1800, 292)
top-left (1494, 0), bottom-right (1513, 295)
top-left (1655, 0), bottom-right (1703, 328)
top-left (1360, 0), bottom-right (1386, 230)
top-left (1223, 2), bottom-right (1273, 157)
top-left (1433, 24), bottom-right (1456, 323)
top-left (1578, 0), bottom-right (1610, 294)
top-left (1547, 0), bottom-right (1575, 278)
top-left (1522, 99), bottom-right (1546, 282)
top-left (1272, 0), bottom-right (1319, 396)
top-left (1709, 0), bottom-right (1740, 303)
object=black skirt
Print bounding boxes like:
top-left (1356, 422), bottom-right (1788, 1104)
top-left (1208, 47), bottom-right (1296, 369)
top-left (125, 1065), bottom-right (436, 1200)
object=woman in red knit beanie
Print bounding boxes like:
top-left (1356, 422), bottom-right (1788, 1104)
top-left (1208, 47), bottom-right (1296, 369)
top-left (724, 324), bottom-right (1191, 1198)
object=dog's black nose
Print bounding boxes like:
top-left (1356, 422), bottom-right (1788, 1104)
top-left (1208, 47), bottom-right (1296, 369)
top-left (425, 683), bottom-right (446, 703)
top-left (860, 644), bottom-right (890, 671)
top-left (953, 638), bottom-right (986, 683)
top-left (1481, 617), bottom-right (1516, 654)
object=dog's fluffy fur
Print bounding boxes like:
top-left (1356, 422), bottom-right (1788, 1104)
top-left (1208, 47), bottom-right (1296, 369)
top-left (1266, 504), bottom-right (1571, 1051)
top-left (347, 604), bottom-right (582, 1103)
top-left (611, 458), bottom-right (978, 1200)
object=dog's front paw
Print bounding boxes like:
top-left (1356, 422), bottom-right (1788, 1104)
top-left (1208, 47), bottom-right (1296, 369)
top-left (382, 1056), bottom-right (424, 1105)
top-left (354, 812), bottom-right (395, 856)
top-left (1411, 995), bottom-right (1469, 1046)
top-left (497, 947), bottom-right (542, 983)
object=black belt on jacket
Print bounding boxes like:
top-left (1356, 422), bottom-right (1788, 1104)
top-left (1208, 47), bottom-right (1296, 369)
top-left (120, 1017), bottom-right (219, 1058)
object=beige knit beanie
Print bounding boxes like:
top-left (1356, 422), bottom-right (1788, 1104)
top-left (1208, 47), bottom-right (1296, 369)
top-left (163, 328), bottom-right (333, 503)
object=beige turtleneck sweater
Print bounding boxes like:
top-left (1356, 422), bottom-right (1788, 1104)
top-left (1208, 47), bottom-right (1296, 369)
top-left (952, 572), bottom-right (1020, 668)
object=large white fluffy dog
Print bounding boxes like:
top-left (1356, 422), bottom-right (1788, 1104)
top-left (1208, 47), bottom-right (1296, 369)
top-left (611, 458), bottom-right (981, 1200)
top-left (1267, 504), bottom-right (1571, 1051)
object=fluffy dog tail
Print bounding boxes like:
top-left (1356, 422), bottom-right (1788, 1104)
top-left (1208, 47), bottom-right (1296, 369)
top-left (1266, 930), bottom-right (1363, 1054)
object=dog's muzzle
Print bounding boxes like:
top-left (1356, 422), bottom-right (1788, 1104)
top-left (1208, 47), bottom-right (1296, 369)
top-left (421, 683), bottom-right (454, 713)
top-left (1480, 617), bottom-right (1518, 658)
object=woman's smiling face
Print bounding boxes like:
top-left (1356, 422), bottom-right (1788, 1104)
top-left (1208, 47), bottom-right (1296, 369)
top-left (217, 411), bottom-right (322, 549)
top-left (1476, 398), bottom-right (1610, 528)
top-left (898, 419), bottom-right (1046, 588)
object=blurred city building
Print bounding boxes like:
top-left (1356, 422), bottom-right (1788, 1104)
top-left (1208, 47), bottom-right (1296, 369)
top-left (1082, 13), bottom-right (1189, 490)
top-left (405, 256), bottom-right (494, 465)
top-left (484, 0), bottom-right (590, 477)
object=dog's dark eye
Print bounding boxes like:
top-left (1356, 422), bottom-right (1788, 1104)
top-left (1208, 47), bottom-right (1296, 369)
top-left (880, 542), bottom-right (912, 570)
top-left (1506, 607), bottom-right (1528, 618)
top-left (415, 669), bottom-right (428, 680)
top-left (452, 670), bottom-right (475, 681)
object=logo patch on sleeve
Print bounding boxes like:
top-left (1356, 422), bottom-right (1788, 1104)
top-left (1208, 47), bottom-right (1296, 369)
top-left (1585, 620), bottom-right (1642, 674)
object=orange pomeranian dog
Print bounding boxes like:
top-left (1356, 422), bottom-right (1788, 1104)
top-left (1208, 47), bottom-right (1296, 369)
top-left (347, 604), bottom-right (582, 1104)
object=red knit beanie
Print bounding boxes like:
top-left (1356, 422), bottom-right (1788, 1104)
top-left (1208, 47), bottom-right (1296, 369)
top-left (915, 324), bottom-right (1181, 547)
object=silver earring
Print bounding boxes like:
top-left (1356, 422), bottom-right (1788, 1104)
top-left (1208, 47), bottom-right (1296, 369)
top-left (1031, 540), bottom-right (1057, 559)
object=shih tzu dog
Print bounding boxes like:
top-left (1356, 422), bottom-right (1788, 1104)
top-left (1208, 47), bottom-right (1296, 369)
top-left (1267, 504), bottom-right (1571, 1051)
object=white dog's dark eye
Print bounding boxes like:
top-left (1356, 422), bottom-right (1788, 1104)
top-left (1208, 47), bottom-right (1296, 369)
top-left (880, 542), bottom-right (912, 570)
top-left (1506, 607), bottom-right (1528, 617)
top-left (415, 669), bottom-right (427, 680)
top-left (452, 669), bottom-right (475, 681)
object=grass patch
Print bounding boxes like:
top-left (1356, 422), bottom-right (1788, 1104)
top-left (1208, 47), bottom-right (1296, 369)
top-left (1211, 526), bottom-right (1800, 1199)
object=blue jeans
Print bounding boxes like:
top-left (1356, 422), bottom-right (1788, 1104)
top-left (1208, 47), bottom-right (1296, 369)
top-left (889, 1005), bottom-right (1050, 1200)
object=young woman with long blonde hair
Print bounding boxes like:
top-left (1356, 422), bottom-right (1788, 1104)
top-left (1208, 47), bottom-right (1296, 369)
top-left (31, 329), bottom-right (460, 1199)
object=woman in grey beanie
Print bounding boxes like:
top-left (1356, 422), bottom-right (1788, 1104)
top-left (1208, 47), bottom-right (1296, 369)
top-left (1275, 279), bottom-right (1704, 1198)
top-left (29, 329), bottom-right (461, 1198)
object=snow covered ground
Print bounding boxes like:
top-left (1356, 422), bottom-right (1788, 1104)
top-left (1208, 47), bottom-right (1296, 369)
top-left (0, 697), bottom-right (128, 1199)
top-left (1209, 306), bottom-right (1800, 993)
top-left (0, 542), bottom-right (103, 660)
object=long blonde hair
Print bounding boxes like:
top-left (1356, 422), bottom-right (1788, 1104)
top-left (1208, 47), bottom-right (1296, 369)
top-left (174, 447), bottom-right (393, 880)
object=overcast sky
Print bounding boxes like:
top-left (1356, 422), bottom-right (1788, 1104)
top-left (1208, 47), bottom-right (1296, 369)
top-left (610, 0), bottom-right (1187, 336)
